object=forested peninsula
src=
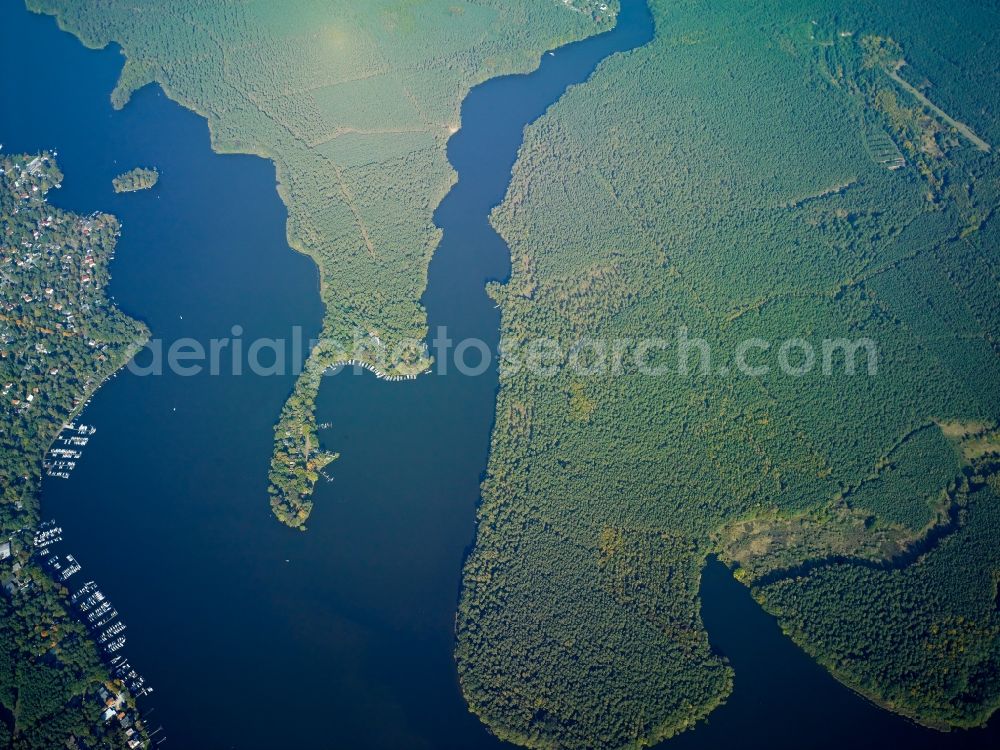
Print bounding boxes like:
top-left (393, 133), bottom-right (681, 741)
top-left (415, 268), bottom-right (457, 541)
top-left (27, 0), bottom-right (619, 528)
top-left (0, 152), bottom-right (149, 748)
top-left (20, 2), bottom-right (1000, 749)
top-left (457, 1), bottom-right (1000, 747)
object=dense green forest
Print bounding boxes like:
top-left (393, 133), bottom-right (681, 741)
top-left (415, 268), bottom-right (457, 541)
top-left (0, 153), bottom-right (148, 748)
top-left (458, 1), bottom-right (1000, 747)
top-left (22, 1), bottom-right (1000, 747)
top-left (111, 168), bottom-right (158, 194)
top-left (757, 476), bottom-right (1000, 730)
top-left (0, 566), bottom-right (141, 750)
top-left (27, 0), bottom-right (619, 527)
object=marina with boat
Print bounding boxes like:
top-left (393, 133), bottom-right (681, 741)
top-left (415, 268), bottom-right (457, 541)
top-left (44, 421), bottom-right (97, 479)
top-left (35, 519), bottom-right (155, 701)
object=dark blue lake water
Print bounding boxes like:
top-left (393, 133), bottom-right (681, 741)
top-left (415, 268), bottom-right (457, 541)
top-left (1, 1), bottom-right (996, 748)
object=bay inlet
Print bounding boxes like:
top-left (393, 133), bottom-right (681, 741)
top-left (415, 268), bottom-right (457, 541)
top-left (2, 0), bottom-right (996, 748)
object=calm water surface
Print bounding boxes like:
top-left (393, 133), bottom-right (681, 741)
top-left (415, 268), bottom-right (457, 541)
top-left (1, 1), bottom-right (996, 748)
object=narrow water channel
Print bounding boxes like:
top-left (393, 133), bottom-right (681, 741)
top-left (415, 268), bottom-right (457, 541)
top-left (2, 1), bottom-right (996, 748)
top-left (3, 1), bottom-right (653, 747)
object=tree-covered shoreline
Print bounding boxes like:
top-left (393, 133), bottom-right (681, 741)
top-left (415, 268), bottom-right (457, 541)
top-left (111, 168), bottom-right (158, 194)
top-left (458, 1), bottom-right (1000, 746)
top-left (1, 152), bottom-right (150, 748)
top-left (26, 0), bottom-right (620, 528)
